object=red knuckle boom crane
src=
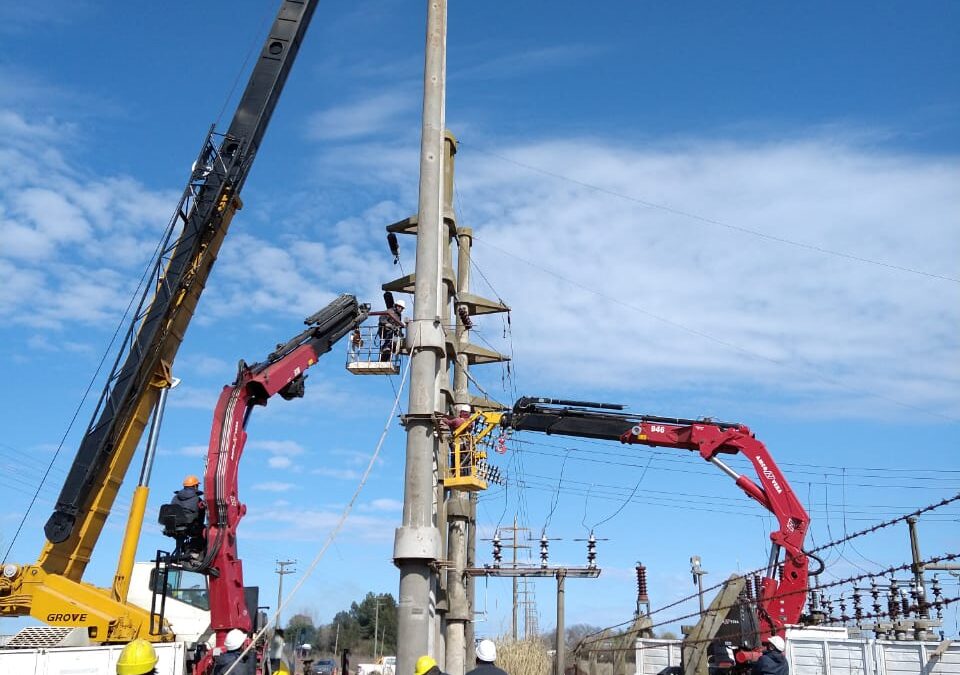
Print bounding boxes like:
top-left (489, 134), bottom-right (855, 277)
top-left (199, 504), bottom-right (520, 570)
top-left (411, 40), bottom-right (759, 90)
top-left (502, 396), bottom-right (815, 643)
top-left (160, 294), bottom-right (370, 673)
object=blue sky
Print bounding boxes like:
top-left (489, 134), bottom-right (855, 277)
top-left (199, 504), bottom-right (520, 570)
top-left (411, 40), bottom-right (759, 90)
top-left (1, 0), bottom-right (959, 644)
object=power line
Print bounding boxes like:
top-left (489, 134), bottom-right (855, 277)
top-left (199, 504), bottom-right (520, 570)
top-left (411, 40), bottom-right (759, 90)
top-left (472, 236), bottom-right (957, 424)
top-left (512, 438), bottom-right (960, 490)
top-left (462, 142), bottom-right (960, 285)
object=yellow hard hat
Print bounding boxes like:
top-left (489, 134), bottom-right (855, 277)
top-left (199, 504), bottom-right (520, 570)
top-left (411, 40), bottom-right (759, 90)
top-left (414, 655), bottom-right (437, 675)
top-left (116, 639), bottom-right (159, 675)
top-left (183, 475), bottom-right (200, 487)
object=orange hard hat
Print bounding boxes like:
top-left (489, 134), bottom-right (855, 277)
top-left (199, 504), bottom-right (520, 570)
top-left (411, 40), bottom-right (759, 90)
top-left (183, 475), bottom-right (200, 487)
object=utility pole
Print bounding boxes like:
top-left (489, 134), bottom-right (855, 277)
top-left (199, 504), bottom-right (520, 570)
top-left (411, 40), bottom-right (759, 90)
top-left (392, 3), bottom-right (448, 675)
top-left (465, 492), bottom-right (477, 670)
top-left (468, 530), bottom-right (600, 675)
top-left (518, 578), bottom-right (537, 639)
top-left (275, 559), bottom-right (297, 628)
top-left (556, 570), bottom-right (568, 675)
top-left (465, 566), bottom-right (598, 675)
top-left (374, 599), bottom-right (381, 660)
top-left (496, 516), bottom-right (530, 640)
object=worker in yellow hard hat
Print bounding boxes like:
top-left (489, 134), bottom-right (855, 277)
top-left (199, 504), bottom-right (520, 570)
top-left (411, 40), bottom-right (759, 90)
top-left (414, 655), bottom-right (440, 675)
top-left (117, 638), bottom-right (159, 675)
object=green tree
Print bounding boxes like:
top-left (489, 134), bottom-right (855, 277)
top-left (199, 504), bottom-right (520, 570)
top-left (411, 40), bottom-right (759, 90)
top-left (287, 613), bottom-right (318, 649)
top-left (350, 592), bottom-right (398, 655)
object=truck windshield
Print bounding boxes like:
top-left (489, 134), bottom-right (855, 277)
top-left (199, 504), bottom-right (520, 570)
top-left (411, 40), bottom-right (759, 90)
top-left (149, 568), bottom-right (210, 611)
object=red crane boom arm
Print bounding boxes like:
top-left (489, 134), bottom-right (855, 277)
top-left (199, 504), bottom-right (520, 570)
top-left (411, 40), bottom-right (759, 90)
top-left (192, 295), bottom-right (369, 672)
top-left (620, 420), bottom-right (810, 638)
top-left (504, 397), bottom-right (811, 640)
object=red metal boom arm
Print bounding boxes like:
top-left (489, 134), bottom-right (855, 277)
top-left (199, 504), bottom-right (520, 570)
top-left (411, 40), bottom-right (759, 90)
top-left (196, 295), bottom-right (369, 664)
top-left (504, 397), bottom-right (811, 639)
top-left (620, 420), bottom-right (809, 638)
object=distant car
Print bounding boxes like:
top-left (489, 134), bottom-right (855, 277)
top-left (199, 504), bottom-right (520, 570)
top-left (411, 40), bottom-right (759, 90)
top-left (314, 659), bottom-right (338, 675)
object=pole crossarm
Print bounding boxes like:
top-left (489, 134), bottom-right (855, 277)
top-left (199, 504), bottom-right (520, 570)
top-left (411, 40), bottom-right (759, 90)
top-left (464, 566), bottom-right (600, 578)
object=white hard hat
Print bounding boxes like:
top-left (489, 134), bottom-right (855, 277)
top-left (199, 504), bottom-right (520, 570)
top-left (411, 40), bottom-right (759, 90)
top-left (766, 635), bottom-right (785, 652)
top-left (224, 628), bottom-right (246, 651)
top-left (394, 299), bottom-right (406, 310)
top-left (476, 639), bottom-right (496, 663)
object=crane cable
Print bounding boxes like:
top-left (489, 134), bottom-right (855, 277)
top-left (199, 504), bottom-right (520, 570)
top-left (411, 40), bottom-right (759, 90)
top-left (0, 212), bottom-right (177, 565)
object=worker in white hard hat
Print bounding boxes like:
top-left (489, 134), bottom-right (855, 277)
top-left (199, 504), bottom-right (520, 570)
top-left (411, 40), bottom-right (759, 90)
top-left (213, 628), bottom-right (254, 675)
top-left (378, 297), bottom-right (406, 362)
top-left (466, 639), bottom-right (509, 675)
top-left (752, 635), bottom-right (787, 675)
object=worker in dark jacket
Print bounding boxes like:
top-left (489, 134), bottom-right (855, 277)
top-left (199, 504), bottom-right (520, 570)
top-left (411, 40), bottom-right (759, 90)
top-left (378, 299), bottom-right (405, 361)
top-left (466, 639), bottom-right (509, 675)
top-left (752, 635), bottom-right (788, 675)
top-left (213, 629), bottom-right (255, 675)
top-left (171, 475), bottom-right (203, 521)
top-left (170, 475), bottom-right (205, 559)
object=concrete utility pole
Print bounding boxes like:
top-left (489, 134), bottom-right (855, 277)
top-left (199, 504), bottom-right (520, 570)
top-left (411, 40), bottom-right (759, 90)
top-left (275, 559), bottom-right (297, 628)
top-left (464, 493), bottom-right (477, 669)
top-left (440, 121), bottom-right (509, 672)
top-left (556, 570), bottom-right (566, 675)
top-left (394, 3), bottom-right (448, 675)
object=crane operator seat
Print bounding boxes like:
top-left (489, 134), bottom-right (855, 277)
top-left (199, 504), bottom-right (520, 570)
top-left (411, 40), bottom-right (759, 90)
top-left (158, 475), bottom-right (206, 565)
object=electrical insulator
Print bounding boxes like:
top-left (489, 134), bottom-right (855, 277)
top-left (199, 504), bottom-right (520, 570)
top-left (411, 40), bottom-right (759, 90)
top-left (888, 579), bottom-right (900, 619)
top-left (586, 532), bottom-right (597, 568)
top-left (823, 596), bottom-right (834, 623)
top-left (492, 532), bottom-right (502, 567)
top-left (870, 579), bottom-right (881, 616)
top-left (853, 588), bottom-right (863, 623)
top-left (457, 304), bottom-right (474, 329)
top-left (838, 596), bottom-right (848, 624)
top-left (931, 578), bottom-right (943, 620)
top-left (753, 574), bottom-right (762, 602)
top-left (636, 563), bottom-right (649, 604)
top-left (387, 232), bottom-right (400, 264)
top-left (539, 534), bottom-right (549, 568)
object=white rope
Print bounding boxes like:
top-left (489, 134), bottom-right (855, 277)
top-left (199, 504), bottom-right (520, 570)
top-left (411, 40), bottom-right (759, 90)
top-left (223, 353), bottom-right (413, 675)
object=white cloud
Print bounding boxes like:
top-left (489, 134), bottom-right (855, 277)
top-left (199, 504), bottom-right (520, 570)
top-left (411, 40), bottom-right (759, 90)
top-left (252, 481), bottom-right (297, 492)
top-left (311, 467), bottom-right (362, 481)
top-left (0, 113), bottom-right (176, 331)
top-left (360, 498), bottom-right (402, 512)
top-left (306, 91), bottom-right (418, 141)
top-left (174, 445), bottom-right (207, 457)
top-left (245, 506), bottom-right (394, 542)
top-left (3, 98), bottom-right (956, 422)
top-left (248, 440), bottom-right (306, 457)
top-left (168, 386), bottom-right (220, 411)
top-left (450, 138), bottom-right (960, 420)
top-left (268, 456), bottom-right (293, 469)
